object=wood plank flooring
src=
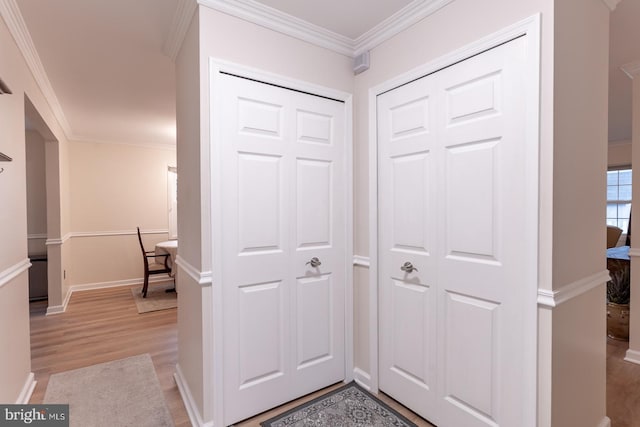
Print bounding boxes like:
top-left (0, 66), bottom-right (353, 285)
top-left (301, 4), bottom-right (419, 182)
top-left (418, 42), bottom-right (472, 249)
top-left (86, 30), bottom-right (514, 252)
top-left (29, 285), bottom-right (434, 426)
top-left (29, 285), bottom-right (637, 426)
top-left (607, 338), bottom-right (640, 427)
top-left (29, 286), bottom-right (190, 427)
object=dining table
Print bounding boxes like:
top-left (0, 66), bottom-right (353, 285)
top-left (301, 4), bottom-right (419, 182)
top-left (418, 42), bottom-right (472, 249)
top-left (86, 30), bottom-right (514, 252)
top-left (155, 239), bottom-right (178, 278)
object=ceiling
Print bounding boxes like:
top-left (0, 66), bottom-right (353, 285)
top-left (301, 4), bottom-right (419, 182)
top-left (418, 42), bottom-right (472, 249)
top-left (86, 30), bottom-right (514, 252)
top-left (12, 0), bottom-right (640, 147)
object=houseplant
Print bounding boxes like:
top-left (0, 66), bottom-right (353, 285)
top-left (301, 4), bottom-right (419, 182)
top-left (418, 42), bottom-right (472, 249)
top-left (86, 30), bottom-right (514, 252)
top-left (607, 259), bottom-right (631, 340)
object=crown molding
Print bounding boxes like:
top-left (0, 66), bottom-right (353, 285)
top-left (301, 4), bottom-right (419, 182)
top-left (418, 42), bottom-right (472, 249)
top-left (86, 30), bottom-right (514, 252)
top-left (196, 0), bottom-right (454, 59)
top-left (602, 0), bottom-right (622, 11)
top-left (0, 0), bottom-right (73, 139)
top-left (622, 60), bottom-right (640, 79)
top-left (198, 0), bottom-right (354, 56)
top-left (353, 0), bottom-right (454, 57)
top-left (163, 0), bottom-right (198, 61)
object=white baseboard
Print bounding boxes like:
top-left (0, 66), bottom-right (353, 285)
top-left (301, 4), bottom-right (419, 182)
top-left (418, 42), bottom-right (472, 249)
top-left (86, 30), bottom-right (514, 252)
top-left (46, 287), bottom-right (72, 316)
top-left (16, 372), bottom-right (36, 404)
top-left (70, 275), bottom-right (172, 293)
top-left (624, 349), bottom-right (640, 365)
top-left (598, 416), bottom-right (611, 427)
top-left (175, 364), bottom-right (213, 427)
top-left (353, 367), bottom-right (372, 391)
top-left (46, 276), bottom-right (172, 315)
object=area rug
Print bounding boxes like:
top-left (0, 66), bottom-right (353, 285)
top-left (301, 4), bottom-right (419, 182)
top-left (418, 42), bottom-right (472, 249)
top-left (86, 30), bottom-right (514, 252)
top-left (261, 382), bottom-right (417, 427)
top-left (44, 353), bottom-right (174, 427)
top-left (130, 282), bottom-right (177, 313)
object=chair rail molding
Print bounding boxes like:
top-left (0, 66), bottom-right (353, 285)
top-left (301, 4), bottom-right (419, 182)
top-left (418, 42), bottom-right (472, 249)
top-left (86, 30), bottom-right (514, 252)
top-left (537, 270), bottom-right (611, 308)
top-left (353, 255), bottom-right (370, 268)
top-left (175, 255), bottom-right (212, 286)
top-left (45, 232), bottom-right (71, 246)
top-left (0, 258), bottom-right (31, 290)
top-left (70, 229), bottom-right (169, 238)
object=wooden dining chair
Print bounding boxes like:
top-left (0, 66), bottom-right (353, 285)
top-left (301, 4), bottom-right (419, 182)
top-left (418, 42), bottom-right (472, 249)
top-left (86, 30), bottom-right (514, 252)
top-left (137, 227), bottom-right (171, 298)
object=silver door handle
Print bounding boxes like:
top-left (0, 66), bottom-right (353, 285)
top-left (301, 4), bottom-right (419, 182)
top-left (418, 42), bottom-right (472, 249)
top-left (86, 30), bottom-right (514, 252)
top-left (306, 257), bottom-right (322, 268)
top-left (401, 262), bottom-right (418, 273)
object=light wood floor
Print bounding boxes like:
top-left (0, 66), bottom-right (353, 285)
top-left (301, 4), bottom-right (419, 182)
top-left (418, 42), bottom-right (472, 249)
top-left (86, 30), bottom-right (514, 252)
top-left (29, 286), bottom-right (191, 427)
top-left (607, 338), bottom-right (640, 427)
top-left (29, 285), bottom-right (433, 427)
top-left (29, 285), bottom-right (637, 426)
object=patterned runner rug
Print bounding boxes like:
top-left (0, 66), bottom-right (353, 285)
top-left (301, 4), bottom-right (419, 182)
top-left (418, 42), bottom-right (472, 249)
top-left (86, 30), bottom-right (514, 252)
top-left (261, 382), bottom-right (417, 427)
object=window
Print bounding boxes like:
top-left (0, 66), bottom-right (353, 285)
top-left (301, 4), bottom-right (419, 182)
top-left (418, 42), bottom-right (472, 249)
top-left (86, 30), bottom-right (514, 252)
top-left (607, 168), bottom-right (632, 232)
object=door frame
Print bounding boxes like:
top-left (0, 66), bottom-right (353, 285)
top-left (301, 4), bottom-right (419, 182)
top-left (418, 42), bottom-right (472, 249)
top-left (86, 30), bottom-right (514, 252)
top-left (208, 58), bottom-right (354, 426)
top-left (367, 15), bottom-right (541, 425)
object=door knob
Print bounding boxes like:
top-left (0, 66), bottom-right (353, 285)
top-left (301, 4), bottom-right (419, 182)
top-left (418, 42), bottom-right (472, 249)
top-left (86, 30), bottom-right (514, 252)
top-left (306, 257), bottom-right (322, 268)
top-left (400, 261), bottom-right (418, 273)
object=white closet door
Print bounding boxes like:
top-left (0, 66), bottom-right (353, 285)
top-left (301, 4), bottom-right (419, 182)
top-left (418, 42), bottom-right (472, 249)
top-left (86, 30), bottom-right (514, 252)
top-left (218, 73), bottom-right (346, 425)
top-left (378, 36), bottom-right (529, 426)
top-left (377, 75), bottom-right (439, 420)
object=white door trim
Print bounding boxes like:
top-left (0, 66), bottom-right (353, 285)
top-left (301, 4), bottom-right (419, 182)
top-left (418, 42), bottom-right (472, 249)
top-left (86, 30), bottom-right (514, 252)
top-left (209, 58), bottom-right (353, 427)
top-left (367, 14), bottom-right (540, 425)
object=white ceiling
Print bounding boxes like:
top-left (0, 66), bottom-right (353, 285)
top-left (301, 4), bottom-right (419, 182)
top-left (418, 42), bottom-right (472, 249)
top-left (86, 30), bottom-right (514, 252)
top-left (12, 0), bottom-right (640, 147)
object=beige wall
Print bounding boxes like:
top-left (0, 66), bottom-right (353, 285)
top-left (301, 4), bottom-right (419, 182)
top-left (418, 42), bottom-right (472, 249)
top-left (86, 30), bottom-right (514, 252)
top-left (178, 1), bottom-right (613, 426)
top-left (67, 140), bottom-right (175, 287)
top-left (25, 130), bottom-right (47, 255)
top-left (0, 11), bottom-right (69, 403)
top-left (550, 0), bottom-right (609, 425)
top-left (608, 140), bottom-right (632, 167)
top-left (175, 8), bottom-right (206, 419)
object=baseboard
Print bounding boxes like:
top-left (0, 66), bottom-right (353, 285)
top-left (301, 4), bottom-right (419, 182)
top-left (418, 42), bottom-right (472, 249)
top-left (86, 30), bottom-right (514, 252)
top-left (624, 349), bottom-right (640, 365)
top-left (353, 367), bottom-right (372, 391)
top-left (15, 372), bottom-right (36, 404)
top-left (598, 416), bottom-right (611, 427)
top-left (70, 275), bottom-right (172, 293)
top-left (46, 276), bottom-right (172, 315)
top-left (175, 364), bottom-right (213, 427)
top-left (46, 287), bottom-right (72, 316)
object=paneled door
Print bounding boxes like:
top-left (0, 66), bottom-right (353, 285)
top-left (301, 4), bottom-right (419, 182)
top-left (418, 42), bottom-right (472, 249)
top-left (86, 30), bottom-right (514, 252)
top-left (378, 36), bottom-right (531, 426)
top-left (217, 73), bottom-right (346, 426)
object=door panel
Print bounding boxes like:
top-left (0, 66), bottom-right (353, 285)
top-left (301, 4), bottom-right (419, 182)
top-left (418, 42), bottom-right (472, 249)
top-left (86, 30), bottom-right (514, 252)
top-left (237, 281), bottom-right (286, 388)
top-left (296, 274), bottom-right (333, 368)
top-left (378, 36), bottom-right (529, 427)
top-left (378, 75), bottom-right (438, 421)
top-left (445, 139), bottom-right (500, 261)
top-left (219, 73), bottom-right (346, 425)
top-left (238, 153), bottom-right (284, 254)
top-left (291, 92), bottom-right (345, 397)
top-left (296, 159), bottom-right (332, 248)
